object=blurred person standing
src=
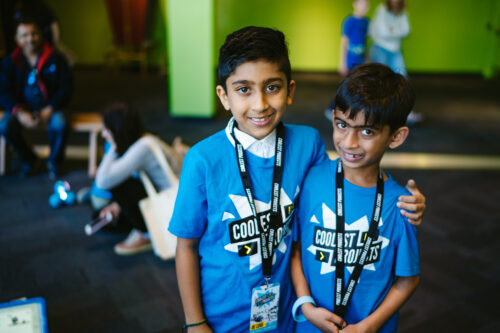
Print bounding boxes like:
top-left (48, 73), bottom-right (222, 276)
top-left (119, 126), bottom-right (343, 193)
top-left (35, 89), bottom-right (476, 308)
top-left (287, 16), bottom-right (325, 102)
top-left (369, 0), bottom-right (409, 76)
top-left (326, 0), bottom-right (370, 120)
top-left (369, 0), bottom-right (422, 124)
top-left (339, 0), bottom-right (370, 77)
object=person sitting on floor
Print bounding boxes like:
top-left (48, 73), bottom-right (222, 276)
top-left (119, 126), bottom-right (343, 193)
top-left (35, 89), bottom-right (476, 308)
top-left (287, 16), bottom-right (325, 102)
top-left (95, 102), bottom-right (187, 255)
top-left (0, 16), bottom-right (72, 178)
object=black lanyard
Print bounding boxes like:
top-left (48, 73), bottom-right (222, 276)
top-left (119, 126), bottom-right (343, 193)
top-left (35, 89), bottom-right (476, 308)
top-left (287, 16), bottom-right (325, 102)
top-left (230, 121), bottom-right (285, 279)
top-left (334, 160), bottom-right (384, 319)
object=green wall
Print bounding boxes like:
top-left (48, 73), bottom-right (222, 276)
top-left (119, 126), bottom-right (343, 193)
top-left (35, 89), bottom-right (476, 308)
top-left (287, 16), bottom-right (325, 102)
top-left (45, 0), bottom-right (112, 65)
top-left (166, 0), bottom-right (215, 117)
top-left (45, 0), bottom-right (167, 66)
top-left (216, 0), bottom-right (351, 71)
top-left (45, 0), bottom-right (498, 74)
top-left (216, 0), bottom-right (499, 74)
top-left (403, 0), bottom-right (497, 73)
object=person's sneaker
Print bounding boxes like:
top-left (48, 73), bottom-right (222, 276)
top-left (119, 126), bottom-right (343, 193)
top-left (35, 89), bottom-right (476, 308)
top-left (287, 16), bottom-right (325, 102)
top-left (46, 161), bottom-right (61, 180)
top-left (114, 229), bottom-right (152, 255)
top-left (77, 187), bottom-right (91, 204)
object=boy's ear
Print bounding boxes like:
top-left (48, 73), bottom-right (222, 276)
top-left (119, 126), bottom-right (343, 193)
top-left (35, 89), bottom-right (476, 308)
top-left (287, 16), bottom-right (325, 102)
top-left (216, 85), bottom-right (231, 111)
top-left (388, 126), bottom-right (409, 149)
top-left (286, 80), bottom-right (296, 105)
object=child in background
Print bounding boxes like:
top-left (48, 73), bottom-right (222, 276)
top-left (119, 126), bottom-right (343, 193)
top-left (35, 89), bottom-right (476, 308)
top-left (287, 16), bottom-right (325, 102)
top-left (339, 0), bottom-right (370, 77)
top-left (369, 0), bottom-right (422, 125)
top-left (292, 63), bottom-right (420, 333)
top-left (169, 27), bottom-right (425, 333)
top-left (369, 0), bottom-right (409, 76)
top-left (326, 0), bottom-right (370, 120)
top-left (95, 103), bottom-right (183, 255)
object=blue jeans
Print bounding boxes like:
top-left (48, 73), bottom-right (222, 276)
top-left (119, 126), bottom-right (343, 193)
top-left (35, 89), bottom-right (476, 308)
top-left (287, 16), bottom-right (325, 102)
top-left (369, 44), bottom-right (407, 77)
top-left (0, 110), bottom-right (69, 166)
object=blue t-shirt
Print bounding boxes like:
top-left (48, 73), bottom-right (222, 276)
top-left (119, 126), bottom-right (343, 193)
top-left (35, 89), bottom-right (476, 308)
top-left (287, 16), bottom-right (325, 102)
top-left (295, 159), bottom-right (420, 333)
top-left (342, 15), bottom-right (369, 69)
top-left (169, 121), bottom-right (327, 333)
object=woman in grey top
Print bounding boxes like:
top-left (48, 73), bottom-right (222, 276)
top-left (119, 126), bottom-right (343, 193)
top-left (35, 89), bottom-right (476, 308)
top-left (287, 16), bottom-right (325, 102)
top-left (95, 103), bottom-right (184, 255)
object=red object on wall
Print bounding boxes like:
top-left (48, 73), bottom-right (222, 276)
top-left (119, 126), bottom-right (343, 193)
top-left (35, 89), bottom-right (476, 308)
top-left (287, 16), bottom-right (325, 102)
top-left (105, 0), bottom-right (149, 47)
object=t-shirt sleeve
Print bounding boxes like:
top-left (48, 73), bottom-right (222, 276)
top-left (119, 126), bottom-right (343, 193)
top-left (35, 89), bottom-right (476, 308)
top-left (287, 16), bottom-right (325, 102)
top-left (94, 140), bottom-right (150, 190)
top-left (342, 16), bottom-right (351, 37)
top-left (168, 148), bottom-right (208, 239)
top-left (394, 215), bottom-right (420, 277)
top-left (310, 130), bottom-right (328, 167)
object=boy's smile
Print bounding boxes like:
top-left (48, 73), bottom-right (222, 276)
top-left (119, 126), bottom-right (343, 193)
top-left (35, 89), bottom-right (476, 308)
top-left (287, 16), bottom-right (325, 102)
top-left (333, 109), bottom-right (408, 186)
top-left (217, 60), bottom-right (295, 140)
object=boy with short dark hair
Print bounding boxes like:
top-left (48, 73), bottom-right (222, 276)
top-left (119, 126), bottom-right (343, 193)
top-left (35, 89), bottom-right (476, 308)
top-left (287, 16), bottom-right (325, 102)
top-left (169, 27), bottom-right (424, 333)
top-left (170, 26), bottom-right (326, 332)
top-left (291, 63), bottom-right (420, 333)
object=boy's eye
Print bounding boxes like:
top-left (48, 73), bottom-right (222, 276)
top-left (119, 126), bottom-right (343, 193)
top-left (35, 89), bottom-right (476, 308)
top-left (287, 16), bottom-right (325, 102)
top-left (237, 86), bottom-right (250, 94)
top-left (266, 84), bottom-right (281, 93)
top-left (335, 122), bottom-right (347, 129)
top-left (361, 128), bottom-right (375, 136)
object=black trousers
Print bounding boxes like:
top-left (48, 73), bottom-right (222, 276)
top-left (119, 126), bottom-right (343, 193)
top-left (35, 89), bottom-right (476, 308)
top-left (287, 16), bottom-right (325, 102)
top-left (109, 177), bottom-right (148, 232)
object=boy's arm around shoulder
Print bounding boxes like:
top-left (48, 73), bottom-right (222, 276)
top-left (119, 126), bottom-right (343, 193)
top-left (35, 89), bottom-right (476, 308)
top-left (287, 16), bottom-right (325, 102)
top-left (175, 237), bottom-right (213, 333)
top-left (397, 179), bottom-right (426, 226)
top-left (342, 275), bottom-right (420, 333)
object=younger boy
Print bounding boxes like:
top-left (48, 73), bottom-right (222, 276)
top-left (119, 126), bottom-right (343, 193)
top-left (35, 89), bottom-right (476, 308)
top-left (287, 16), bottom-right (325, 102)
top-left (291, 63), bottom-right (420, 333)
top-left (169, 28), bottom-right (424, 333)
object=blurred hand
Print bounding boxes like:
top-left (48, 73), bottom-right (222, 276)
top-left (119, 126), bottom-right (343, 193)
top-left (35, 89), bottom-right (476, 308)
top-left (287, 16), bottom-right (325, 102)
top-left (99, 201), bottom-right (121, 220)
top-left (339, 323), bottom-right (367, 333)
top-left (397, 179), bottom-right (426, 226)
top-left (17, 110), bottom-right (38, 128)
top-left (302, 303), bottom-right (346, 333)
top-left (339, 64), bottom-right (349, 77)
top-left (39, 105), bottom-right (54, 123)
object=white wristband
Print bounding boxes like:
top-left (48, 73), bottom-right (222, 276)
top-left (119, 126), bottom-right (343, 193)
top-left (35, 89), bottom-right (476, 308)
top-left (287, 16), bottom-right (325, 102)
top-left (292, 295), bottom-right (316, 322)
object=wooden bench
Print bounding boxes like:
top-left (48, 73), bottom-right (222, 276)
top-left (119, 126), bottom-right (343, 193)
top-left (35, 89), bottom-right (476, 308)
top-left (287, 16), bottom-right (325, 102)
top-left (0, 111), bottom-right (103, 176)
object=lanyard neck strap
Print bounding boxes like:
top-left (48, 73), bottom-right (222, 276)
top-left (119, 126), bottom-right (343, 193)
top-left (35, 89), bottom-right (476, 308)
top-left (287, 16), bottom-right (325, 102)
top-left (230, 122), bottom-right (285, 279)
top-left (334, 160), bottom-right (384, 318)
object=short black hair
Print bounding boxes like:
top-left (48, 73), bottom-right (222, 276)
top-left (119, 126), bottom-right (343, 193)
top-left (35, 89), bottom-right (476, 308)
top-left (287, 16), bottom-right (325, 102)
top-left (217, 26), bottom-right (291, 90)
top-left (14, 16), bottom-right (40, 35)
top-left (334, 63), bottom-right (414, 132)
top-left (102, 102), bottom-right (145, 156)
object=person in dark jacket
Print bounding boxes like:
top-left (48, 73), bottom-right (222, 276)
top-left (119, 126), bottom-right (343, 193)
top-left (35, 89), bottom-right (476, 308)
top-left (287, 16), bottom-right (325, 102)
top-left (0, 17), bottom-right (72, 178)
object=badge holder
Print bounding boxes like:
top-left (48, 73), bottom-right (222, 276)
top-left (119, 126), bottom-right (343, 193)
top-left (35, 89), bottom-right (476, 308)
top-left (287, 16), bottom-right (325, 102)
top-left (249, 278), bottom-right (280, 332)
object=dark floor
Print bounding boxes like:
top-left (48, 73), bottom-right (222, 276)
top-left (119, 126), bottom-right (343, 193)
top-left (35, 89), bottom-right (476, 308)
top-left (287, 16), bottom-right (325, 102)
top-left (1, 68), bottom-right (499, 332)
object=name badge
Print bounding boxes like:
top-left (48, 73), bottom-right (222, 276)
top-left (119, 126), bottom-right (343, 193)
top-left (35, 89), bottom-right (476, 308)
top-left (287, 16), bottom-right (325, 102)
top-left (249, 282), bottom-right (280, 332)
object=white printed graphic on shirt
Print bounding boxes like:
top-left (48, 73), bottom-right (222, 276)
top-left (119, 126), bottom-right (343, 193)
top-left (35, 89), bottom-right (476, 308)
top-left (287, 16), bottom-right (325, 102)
top-left (307, 203), bottom-right (389, 275)
top-left (224, 188), bottom-right (295, 270)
